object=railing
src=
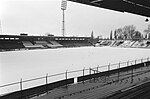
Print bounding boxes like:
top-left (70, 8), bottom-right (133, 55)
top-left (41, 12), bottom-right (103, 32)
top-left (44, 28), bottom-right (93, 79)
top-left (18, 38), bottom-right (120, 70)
top-left (0, 57), bottom-right (150, 97)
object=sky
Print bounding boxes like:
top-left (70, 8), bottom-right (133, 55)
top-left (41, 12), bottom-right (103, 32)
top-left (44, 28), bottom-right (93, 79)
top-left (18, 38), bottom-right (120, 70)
top-left (0, 0), bottom-right (149, 37)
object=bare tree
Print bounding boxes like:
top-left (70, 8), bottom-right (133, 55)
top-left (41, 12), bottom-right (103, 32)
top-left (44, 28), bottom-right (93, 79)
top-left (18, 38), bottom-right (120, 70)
top-left (123, 25), bottom-right (136, 39)
top-left (116, 28), bottom-right (123, 39)
top-left (115, 25), bottom-right (142, 40)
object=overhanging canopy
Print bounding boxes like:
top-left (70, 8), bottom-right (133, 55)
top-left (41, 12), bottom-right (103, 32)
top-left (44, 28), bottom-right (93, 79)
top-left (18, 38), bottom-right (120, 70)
top-left (68, 0), bottom-right (150, 17)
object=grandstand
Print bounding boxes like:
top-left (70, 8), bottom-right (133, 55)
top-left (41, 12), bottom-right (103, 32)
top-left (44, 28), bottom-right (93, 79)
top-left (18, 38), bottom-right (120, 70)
top-left (0, 40), bottom-right (24, 50)
top-left (22, 41), bottom-right (44, 49)
top-left (96, 40), bottom-right (150, 48)
top-left (57, 39), bottom-right (91, 47)
top-left (48, 41), bottom-right (63, 47)
top-left (0, 35), bottom-right (91, 51)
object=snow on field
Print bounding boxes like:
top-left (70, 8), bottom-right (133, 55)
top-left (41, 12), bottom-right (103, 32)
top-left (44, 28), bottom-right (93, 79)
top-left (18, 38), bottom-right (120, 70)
top-left (0, 47), bottom-right (150, 94)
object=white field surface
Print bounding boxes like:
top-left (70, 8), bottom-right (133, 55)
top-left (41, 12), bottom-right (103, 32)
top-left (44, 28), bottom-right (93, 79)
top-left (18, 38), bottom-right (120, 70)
top-left (0, 47), bottom-right (150, 94)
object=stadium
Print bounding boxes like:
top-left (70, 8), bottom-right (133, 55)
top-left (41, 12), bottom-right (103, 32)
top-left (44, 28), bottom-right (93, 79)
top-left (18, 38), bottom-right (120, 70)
top-left (0, 0), bottom-right (150, 99)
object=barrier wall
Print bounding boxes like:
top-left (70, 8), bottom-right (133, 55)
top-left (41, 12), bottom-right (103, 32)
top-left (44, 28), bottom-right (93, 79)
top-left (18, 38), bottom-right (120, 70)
top-left (77, 61), bottom-right (150, 82)
top-left (0, 78), bottom-right (74, 99)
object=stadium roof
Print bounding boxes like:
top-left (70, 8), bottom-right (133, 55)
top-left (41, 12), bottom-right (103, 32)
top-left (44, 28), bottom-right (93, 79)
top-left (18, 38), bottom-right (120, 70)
top-left (68, 0), bottom-right (150, 17)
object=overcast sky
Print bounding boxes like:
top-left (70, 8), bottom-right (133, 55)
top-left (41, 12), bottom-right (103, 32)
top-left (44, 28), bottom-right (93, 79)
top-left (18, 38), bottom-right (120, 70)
top-left (0, 0), bottom-right (149, 37)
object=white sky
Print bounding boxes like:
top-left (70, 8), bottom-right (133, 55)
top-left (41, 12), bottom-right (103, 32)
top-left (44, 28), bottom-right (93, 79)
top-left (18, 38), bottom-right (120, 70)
top-left (0, 0), bottom-right (149, 37)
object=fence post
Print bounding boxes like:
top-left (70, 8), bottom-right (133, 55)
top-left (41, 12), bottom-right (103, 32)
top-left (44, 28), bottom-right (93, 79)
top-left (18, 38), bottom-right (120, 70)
top-left (147, 57), bottom-right (149, 68)
top-left (20, 78), bottom-right (23, 98)
top-left (94, 69), bottom-right (96, 82)
top-left (46, 73), bottom-right (48, 93)
top-left (97, 65), bottom-right (99, 73)
top-left (118, 62), bottom-right (120, 82)
top-left (108, 63), bottom-right (110, 78)
top-left (127, 60), bottom-right (129, 66)
top-left (126, 60), bottom-right (129, 73)
top-left (83, 67), bottom-right (85, 84)
top-left (46, 73), bottom-right (48, 85)
top-left (66, 70), bottom-right (68, 80)
top-left (135, 59), bottom-right (136, 65)
top-left (65, 70), bottom-right (68, 87)
top-left (108, 63), bottom-right (110, 71)
top-left (89, 68), bottom-right (91, 75)
top-left (89, 68), bottom-right (91, 82)
top-left (131, 68), bottom-right (133, 83)
top-left (20, 78), bottom-right (22, 91)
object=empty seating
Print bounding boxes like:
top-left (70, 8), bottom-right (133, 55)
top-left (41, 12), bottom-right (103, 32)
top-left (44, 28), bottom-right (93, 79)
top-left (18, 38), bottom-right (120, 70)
top-left (120, 41), bottom-right (131, 47)
top-left (58, 40), bottom-right (91, 47)
top-left (22, 41), bottom-right (44, 48)
top-left (46, 44), bottom-right (61, 48)
top-left (34, 41), bottom-right (48, 44)
top-left (34, 41), bottom-right (48, 48)
top-left (0, 40), bottom-right (24, 49)
top-left (49, 41), bottom-right (63, 47)
top-left (96, 40), bottom-right (150, 48)
top-left (129, 41), bottom-right (136, 47)
top-left (22, 41), bottom-right (34, 47)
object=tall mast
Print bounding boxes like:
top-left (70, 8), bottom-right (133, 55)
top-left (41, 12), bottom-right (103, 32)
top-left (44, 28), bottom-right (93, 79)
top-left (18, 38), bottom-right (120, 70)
top-left (61, 0), bottom-right (67, 37)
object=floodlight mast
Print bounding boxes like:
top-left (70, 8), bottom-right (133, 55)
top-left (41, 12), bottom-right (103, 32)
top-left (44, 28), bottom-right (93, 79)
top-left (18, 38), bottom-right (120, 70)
top-left (61, 0), bottom-right (67, 37)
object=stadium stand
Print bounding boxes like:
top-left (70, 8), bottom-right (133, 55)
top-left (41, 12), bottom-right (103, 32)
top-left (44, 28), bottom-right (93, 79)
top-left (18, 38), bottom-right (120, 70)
top-left (0, 40), bottom-right (24, 50)
top-left (22, 41), bottom-right (40, 49)
top-left (34, 41), bottom-right (48, 44)
top-left (120, 41), bottom-right (132, 47)
top-left (129, 41), bottom-right (136, 47)
top-left (131, 41), bottom-right (140, 48)
top-left (45, 41), bottom-right (62, 48)
top-left (142, 40), bottom-right (149, 47)
top-left (34, 41), bottom-right (49, 48)
top-left (58, 40), bottom-right (91, 47)
top-left (110, 40), bottom-right (116, 47)
top-left (112, 40), bottom-right (124, 47)
top-left (95, 40), bottom-right (150, 48)
top-left (0, 35), bottom-right (91, 51)
top-left (49, 41), bottom-right (62, 46)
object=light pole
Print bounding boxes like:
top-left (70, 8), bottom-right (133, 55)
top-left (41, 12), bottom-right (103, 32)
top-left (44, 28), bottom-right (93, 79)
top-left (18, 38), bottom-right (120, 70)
top-left (61, 0), bottom-right (67, 37)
